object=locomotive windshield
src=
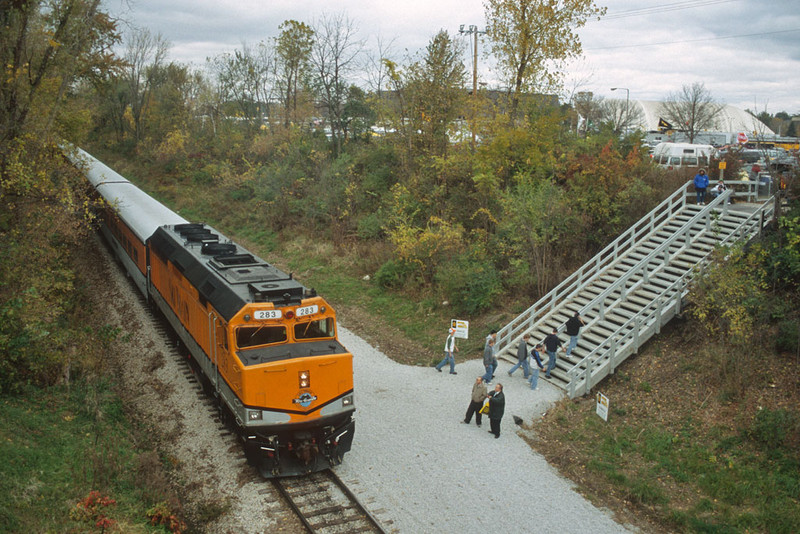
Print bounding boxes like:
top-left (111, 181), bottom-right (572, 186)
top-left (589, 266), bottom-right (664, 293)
top-left (236, 325), bottom-right (287, 349)
top-left (294, 318), bottom-right (335, 340)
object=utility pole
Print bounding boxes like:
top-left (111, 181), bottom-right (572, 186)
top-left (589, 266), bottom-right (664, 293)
top-left (611, 87), bottom-right (629, 135)
top-left (459, 24), bottom-right (485, 150)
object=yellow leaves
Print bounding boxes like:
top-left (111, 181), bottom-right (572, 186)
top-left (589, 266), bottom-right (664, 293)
top-left (690, 245), bottom-right (764, 347)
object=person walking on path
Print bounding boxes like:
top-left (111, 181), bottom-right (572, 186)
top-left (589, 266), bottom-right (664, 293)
top-left (485, 330), bottom-right (497, 349)
top-left (542, 328), bottom-right (566, 379)
top-left (487, 383), bottom-right (505, 438)
top-left (462, 376), bottom-right (488, 427)
top-left (694, 168), bottom-right (709, 205)
top-left (565, 311), bottom-right (586, 356)
top-left (508, 334), bottom-right (531, 378)
top-left (482, 338), bottom-right (495, 384)
top-left (528, 343), bottom-right (546, 390)
top-left (435, 327), bottom-right (459, 374)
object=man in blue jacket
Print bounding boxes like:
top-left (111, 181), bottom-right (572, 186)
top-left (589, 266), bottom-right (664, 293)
top-left (694, 168), bottom-right (709, 205)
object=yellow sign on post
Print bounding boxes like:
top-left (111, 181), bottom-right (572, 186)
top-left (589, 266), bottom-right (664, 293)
top-left (719, 161), bottom-right (727, 170)
top-left (596, 392), bottom-right (609, 421)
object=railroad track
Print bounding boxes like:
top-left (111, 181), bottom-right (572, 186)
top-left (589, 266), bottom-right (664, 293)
top-left (273, 469), bottom-right (390, 534)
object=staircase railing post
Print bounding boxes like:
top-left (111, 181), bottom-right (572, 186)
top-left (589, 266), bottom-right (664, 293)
top-left (582, 362), bottom-right (591, 396)
top-left (656, 298), bottom-right (663, 334)
top-left (609, 338), bottom-right (617, 375)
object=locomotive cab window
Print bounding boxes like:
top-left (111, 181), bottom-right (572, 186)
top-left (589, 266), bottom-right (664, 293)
top-left (294, 318), bottom-right (335, 340)
top-left (236, 325), bottom-right (287, 349)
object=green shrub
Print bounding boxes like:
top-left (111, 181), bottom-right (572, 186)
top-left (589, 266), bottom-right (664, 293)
top-left (748, 408), bottom-right (797, 448)
top-left (374, 259), bottom-right (416, 289)
top-left (435, 254), bottom-right (503, 315)
top-left (356, 212), bottom-right (384, 240)
top-left (191, 169), bottom-right (213, 185)
top-left (775, 319), bottom-right (799, 353)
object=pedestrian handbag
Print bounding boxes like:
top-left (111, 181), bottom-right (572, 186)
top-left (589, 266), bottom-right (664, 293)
top-left (479, 400), bottom-right (490, 414)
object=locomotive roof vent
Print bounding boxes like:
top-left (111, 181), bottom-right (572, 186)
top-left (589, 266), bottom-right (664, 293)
top-left (211, 253), bottom-right (260, 267)
top-left (201, 242), bottom-right (237, 256)
top-left (181, 228), bottom-right (216, 242)
top-left (174, 223), bottom-right (204, 232)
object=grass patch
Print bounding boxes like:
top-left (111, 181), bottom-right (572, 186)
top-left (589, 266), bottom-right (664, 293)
top-left (532, 338), bottom-right (800, 534)
top-left (0, 382), bottom-right (176, 532)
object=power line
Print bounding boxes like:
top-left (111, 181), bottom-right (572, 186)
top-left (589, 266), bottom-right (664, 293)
top-left (586, 27), bottom-right (800, 51)
top-left (600, 0), bottom-right (739, 21)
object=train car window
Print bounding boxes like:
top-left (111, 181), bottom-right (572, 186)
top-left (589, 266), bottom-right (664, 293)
top-left (294, 318), bottom-right (335, 340)
top-left (682, 156), bottom-right (698, 166)
top-left (236, 325), bottom-right (287, 349)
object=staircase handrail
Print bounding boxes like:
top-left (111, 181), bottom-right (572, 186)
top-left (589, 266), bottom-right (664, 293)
top-left (495, 181), bottom-right (693, 353)
top-left (571, 187), bottom-right (734, 333)
top-left (564, 195), bottom-right (776, 397)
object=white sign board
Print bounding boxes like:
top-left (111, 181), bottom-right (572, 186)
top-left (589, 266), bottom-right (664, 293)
top-left (451, 319), bottom-right (469, 339)
top-left (596, 392), bottom-right (609, 422)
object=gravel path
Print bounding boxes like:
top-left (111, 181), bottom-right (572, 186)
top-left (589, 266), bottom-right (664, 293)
top-left (335, 329), bottom-right (633, 534)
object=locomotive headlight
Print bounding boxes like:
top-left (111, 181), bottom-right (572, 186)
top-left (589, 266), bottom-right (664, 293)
top-left (299, 370), bottom-right (310, 389)
top-left (342, 395), bottom-right (353, 407)
top-left (248, 410), bottom-right (262, 421)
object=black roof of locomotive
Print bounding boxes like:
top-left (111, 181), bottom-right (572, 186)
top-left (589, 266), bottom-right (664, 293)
top-left (148, 223), bottom-right (313, 321)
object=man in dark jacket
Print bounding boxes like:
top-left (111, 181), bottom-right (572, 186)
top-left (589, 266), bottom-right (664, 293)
top-left (542, 328), bottom-right (565, 379)
top-left (482, 338), bottom-right (495, 384)
top-left (487, 383), bottom-right (505, 438)
top-left (508, 333), bottom-right (531, 378)
top-left (565, 311), bottom-right (586, 356)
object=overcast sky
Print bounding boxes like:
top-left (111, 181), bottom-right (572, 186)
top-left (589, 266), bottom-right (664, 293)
top-left (110, 0), bottom-right (800, 115)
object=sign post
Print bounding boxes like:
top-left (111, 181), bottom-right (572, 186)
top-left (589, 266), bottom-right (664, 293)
top-left (596, 392), bottom-right (609, 421)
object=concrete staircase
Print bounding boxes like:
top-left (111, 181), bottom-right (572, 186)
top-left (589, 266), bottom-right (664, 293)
top-left (494, 183), bottom-right (777, 398)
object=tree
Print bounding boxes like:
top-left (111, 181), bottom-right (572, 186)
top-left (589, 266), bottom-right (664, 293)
top-left (484, 0), bottom-right (605, 117)
top-left (0, 0), bottom-right (120, 150)
top-left (572, 91), bottom-right (603, 138)
top-left (309, 12), bottom-right (364, 156)
top-left (118, 28), bottom-right (170, 142)
top-left (498, 177), bottom-right (573, 295)
top-left (211, 42), bottom-right (274, 131)
top-left (275, 20), bottom-right (314, 128)
top-left (659, 82), bottom-right (723, 144)
top-left (0, 1), bottom-right (121, 391)
top-left (601, 97), bottom-right (644, 135)
top-left (404, 30), bottom-right (466, 157)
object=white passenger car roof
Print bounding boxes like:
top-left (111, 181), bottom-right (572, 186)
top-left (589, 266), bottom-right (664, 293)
top-left (74, 148), bottom-right (187, 242)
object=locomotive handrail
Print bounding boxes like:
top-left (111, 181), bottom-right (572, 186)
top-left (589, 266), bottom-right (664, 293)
top-left (494, 182), bottom-right (693, 354)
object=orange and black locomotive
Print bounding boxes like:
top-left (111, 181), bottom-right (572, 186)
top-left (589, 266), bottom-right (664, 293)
top-left (72, 148), bottom-right (355, 477)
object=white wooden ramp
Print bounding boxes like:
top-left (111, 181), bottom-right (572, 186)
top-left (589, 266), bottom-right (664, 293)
top-left (494, 183), bottom-right (778, 398)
